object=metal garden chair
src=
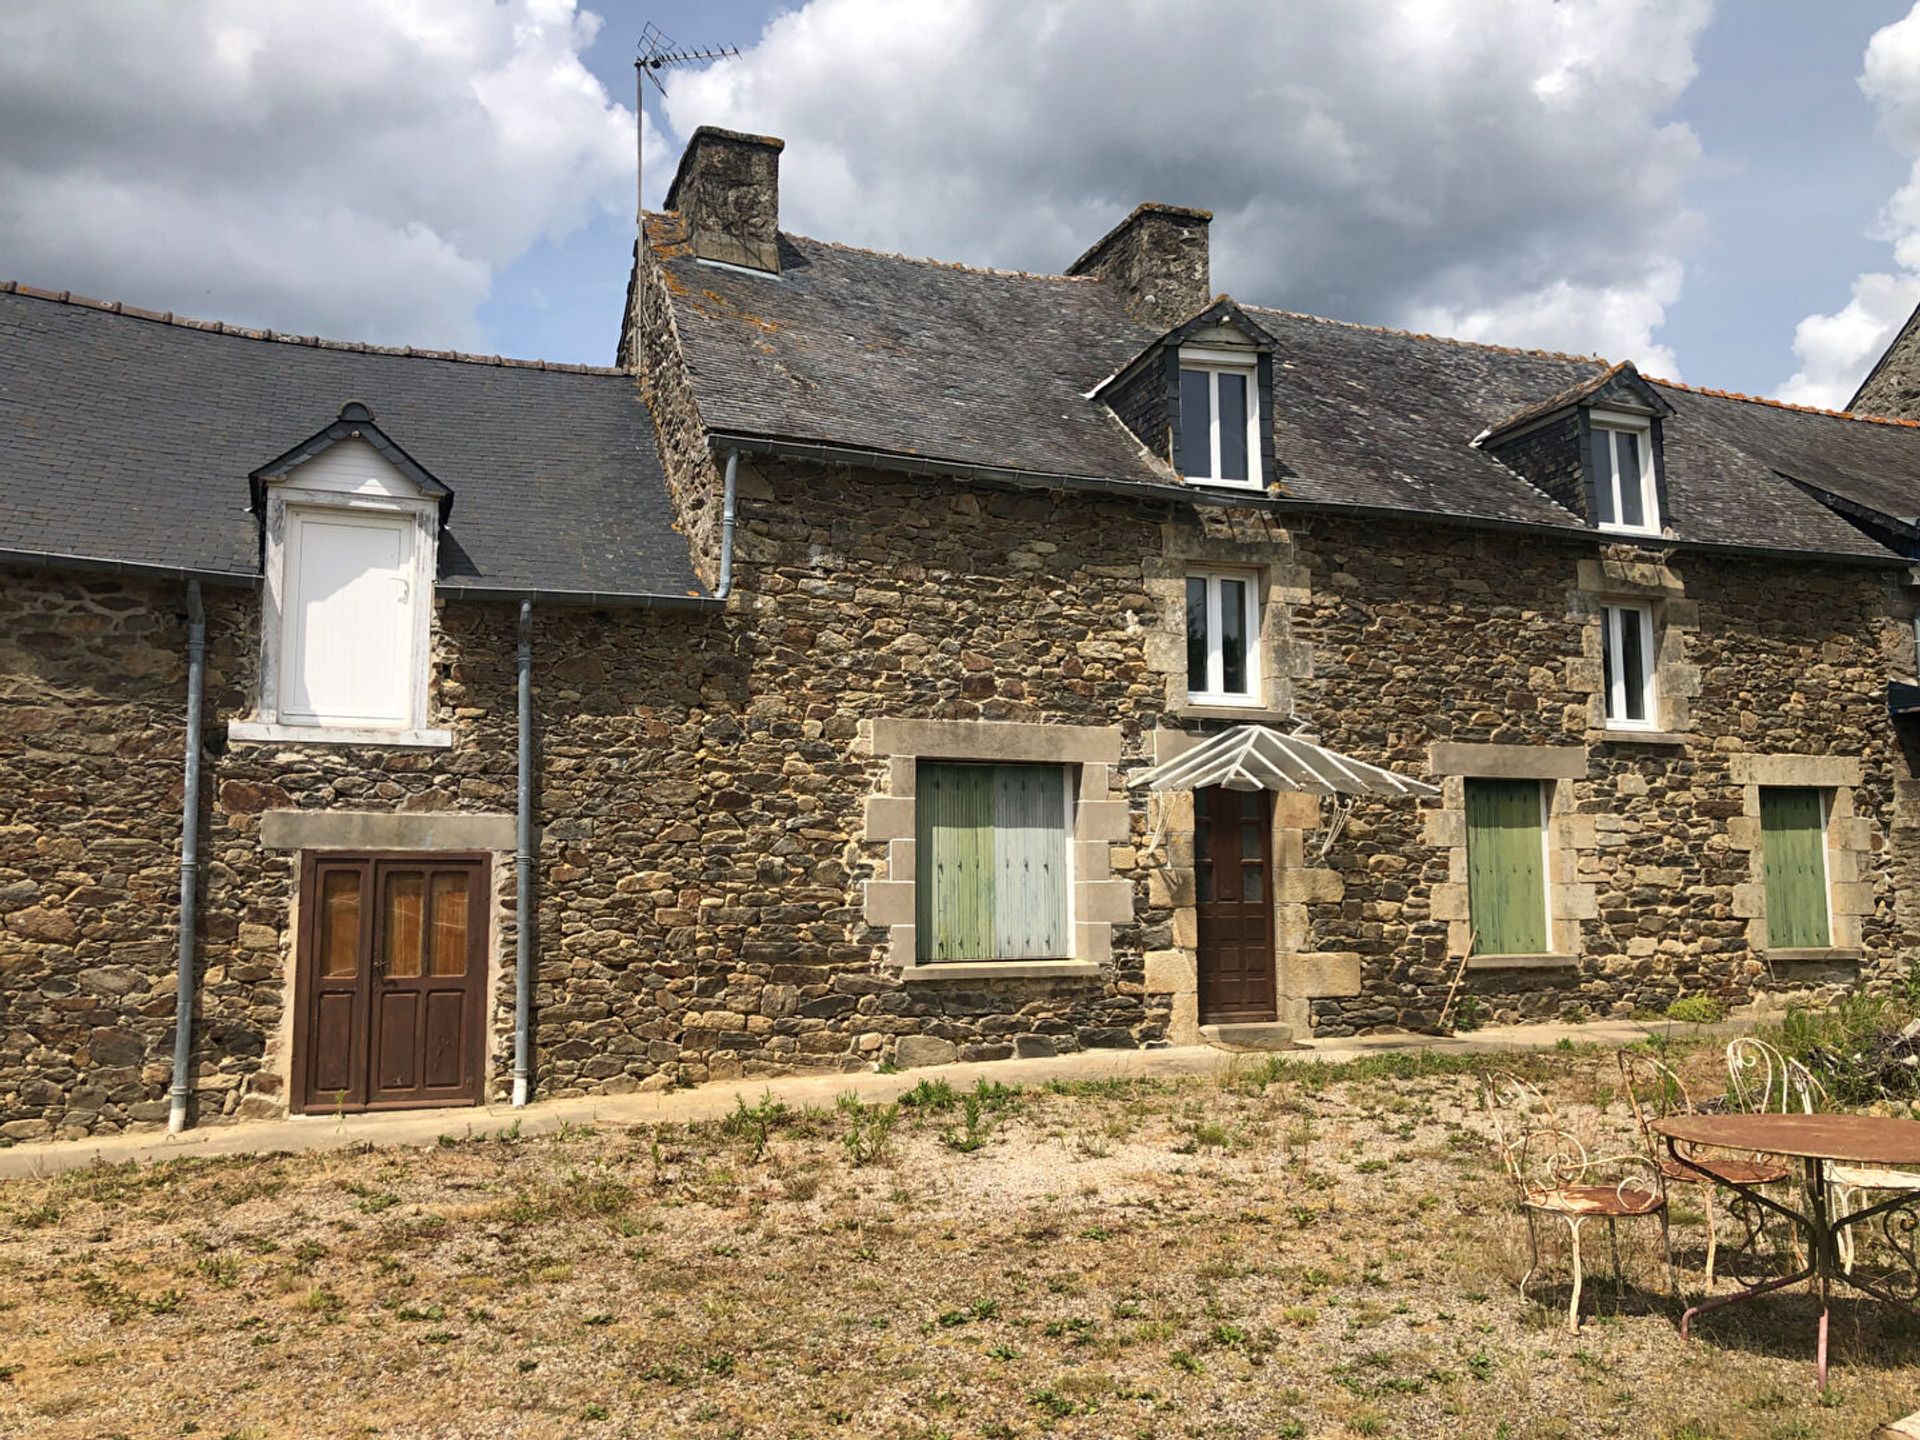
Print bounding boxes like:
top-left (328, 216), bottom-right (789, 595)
top-left (1619, 1049), bottom-right (1788, 1288)
top-left (1483, 1071), bottom-right (1671, 1331)
top-left (1728, 1036), bottom-right (1920, 1274)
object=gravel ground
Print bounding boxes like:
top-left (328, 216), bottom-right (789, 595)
top-left (0, 1046), bottom-right (1914, 1439)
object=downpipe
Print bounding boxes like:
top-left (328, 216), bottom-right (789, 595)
top-left (512, 599), bottom-right (534, 1108)
top-left (168, 580), bottom-right (206, 1134)
top-left (716, 448), bottom-right (739, 600)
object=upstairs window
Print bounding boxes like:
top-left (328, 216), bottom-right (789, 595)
top-left (1590, 415), bottom-right (1660, 534)
top-left (1185, 570), bottom-right (1259, 705)
top-left (1600, 603), bottom-right (1657, 730)
top-left (1175, 349), bottom-right (1261, 489)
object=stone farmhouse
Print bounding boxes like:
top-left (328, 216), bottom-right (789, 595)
top-left (8, 125), bottom-right (1920, 1141)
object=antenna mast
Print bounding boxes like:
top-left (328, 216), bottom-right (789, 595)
top-left (636, 22), bottom-right (740, 252)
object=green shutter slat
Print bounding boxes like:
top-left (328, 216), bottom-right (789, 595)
top-left (1465, 779), bottom-right (1548, 955)
top-left (1762, 787), bottom-right (1830, 949)
top-left (992, 765), bottom-right (1068, 959)
top-left (917, 764), bottom-right (995, 961)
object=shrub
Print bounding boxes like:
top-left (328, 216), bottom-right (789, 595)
top-left (1665, 995), bottom-right (1726, 1026)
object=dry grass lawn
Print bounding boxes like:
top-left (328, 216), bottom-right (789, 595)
top-left (1, 1042), bottom-right (1916, 1439)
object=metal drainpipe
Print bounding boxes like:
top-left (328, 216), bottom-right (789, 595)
top-left (716, 449), bottom-right (739, 600)
top-left (168, 581), bottom-right (206, 1134)
top-left (512, 599), bottom-right (535, 1107)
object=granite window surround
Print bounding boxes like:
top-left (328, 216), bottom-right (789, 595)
top-left (858, 718), bottom-right (1129, 980)
top-left (1568, 554), bottom-right (1700, 744)
top-left (1144, 514), bottom-right (1310, 721)
top-left (1727, 753), bottom-right (1872, 961)
top-left (1423, 742), bottom-right (1596, 969)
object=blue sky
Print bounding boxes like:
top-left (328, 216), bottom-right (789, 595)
top-left (6, 1), bottom-right (1920, 407)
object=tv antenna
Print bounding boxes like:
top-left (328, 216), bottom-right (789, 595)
top-left (635, 23), bottom-right (740, 239)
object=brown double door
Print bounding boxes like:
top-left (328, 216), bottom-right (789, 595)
top-left (1194, 787), bottom-right (1276, 1024)
top-left (294, 853), bottom-right (489, 1113)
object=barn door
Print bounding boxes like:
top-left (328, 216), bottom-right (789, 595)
top-left (294, 854), bottom-right (488, 1113)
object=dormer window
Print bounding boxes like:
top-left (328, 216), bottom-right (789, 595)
top-left (1176, 348), bottom-right (1261, 489)
top-left (229, 406), bottom-right (451, 748)
top-left (1590, 412), bottom-right (1660, 535)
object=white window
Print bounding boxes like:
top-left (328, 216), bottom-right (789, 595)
top-left (1186, 570), bottom-right (1260, 705)
top-left (1176, 348), bottom-right (1261, 489)
top-left (1590, 414), bottom-right (1660, 534)
top-left (1601, 603), bottom-right (1657, 730)
top-left (229, 436), bottom-right (447, 747)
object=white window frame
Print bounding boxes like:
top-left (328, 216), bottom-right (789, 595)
top-left (1177, 346), bottom-right (1262, 490)
top-left (1590, 409), bottom-right (1661, 536)
top-left (229, 464), bottom-right (448, 748)
top-left (1601, 602), bottom-right (1658, 732)
top-left (1186, 568), bottom-right (1261, 706)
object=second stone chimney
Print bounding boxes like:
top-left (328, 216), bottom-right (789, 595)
top-left (664, 126), bottom-right (785, 274)
top-left (1066, 203), bottom-right (1212, 328)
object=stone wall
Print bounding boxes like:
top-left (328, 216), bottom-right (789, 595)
top-left (5, 444), bottom-right (1918, 1138)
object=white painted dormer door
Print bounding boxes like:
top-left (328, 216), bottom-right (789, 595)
top-left (281, 506), bottom-right (416, 727)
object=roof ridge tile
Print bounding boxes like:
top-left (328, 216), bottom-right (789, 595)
top-left (1643, 375), bottom-right (1920, 430)
top-left (0, 278), bottom-right (626, 375)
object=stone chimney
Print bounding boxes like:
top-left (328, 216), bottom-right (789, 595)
top-left (1066, 203), bottom-right (1212, 328)
top-left (664, 126), bottom-right (785, 274)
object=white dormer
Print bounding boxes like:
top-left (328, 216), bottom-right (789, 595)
top-left (229, 404), bottom-right (451, 748)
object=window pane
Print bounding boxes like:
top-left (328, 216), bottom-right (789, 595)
top-left (1217, 372), bottom-right (1249, 480)
top-left (319, 869), bottom-right (361, 980)
top-left (383, 872), bottom-right (425, 979)
top-left (1615, 430), bottom-right (1645, 527)
top-left (1620, 609), bottom-right (1648, 722)
top-left (429, 871), bottom-right (469, 977)
top-left (1590, 429), bottom-right (1618, 525)
top-left (1218, 578), bottom-right (1249, 695)
top-left (1177, 369), bottom-right (1212, 476)
top-left (1242, 860), bottom-right (1263, 903)
top-left (1186, 575), bottom-right (1211, 693)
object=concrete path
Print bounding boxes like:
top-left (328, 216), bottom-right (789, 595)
top-left (0, 1017), bottom-right (1725, 1180)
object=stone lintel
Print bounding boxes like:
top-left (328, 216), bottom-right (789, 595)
top-left (870, 717), bottom-right (1122, 764)
top-left (1727, 754), bottom-right (1863, 788)
top-left (259, 809), bottom-right (514, 852)
top-left (1428, 742), bottom-right (1587, 780)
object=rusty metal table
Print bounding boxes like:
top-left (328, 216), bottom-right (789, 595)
top-left (1654, 1113), bottom-right (1920, 1386)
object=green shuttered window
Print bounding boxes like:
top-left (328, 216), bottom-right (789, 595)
top-left (1761, 787), bottom-right (1830, 949)
top-left (916, 763), bottom-right (1070, 961)
top-left (1464, 779), bottom-right (1549, 956)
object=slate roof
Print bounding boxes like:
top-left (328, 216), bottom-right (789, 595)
top-left (0, 283), bottom-right (704, 600)
top-left (655, 215), bottom-right (1920, 564)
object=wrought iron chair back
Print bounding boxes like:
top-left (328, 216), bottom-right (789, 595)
top-left (1726, 1037), bottom-right (1824, 1116)
top-left (1617, 1050), bottom-right (1697, 1158)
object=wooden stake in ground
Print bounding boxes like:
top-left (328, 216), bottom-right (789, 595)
top-left (1437, 929), bottom-right (1478, 1033)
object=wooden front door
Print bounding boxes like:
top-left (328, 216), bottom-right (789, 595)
top-left (1194, 786), bottom-right (1276, 1024)
top-left (294, 853), bottom-right (489, 1113)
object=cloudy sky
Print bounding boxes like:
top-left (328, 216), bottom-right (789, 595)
top-left (2, 0), bottom-right (1918, 407)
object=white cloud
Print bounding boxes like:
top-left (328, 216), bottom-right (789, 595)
top-left (1779, 4), bottom-right (1920, 408)
top-left (0, 0), bottom-right (650, 349)
top-left (664, 0), bottom-right (1711, 374)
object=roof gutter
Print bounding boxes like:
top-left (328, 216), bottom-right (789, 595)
top-left (705, 431), bottom-right (1912, 569)
top-left (0, 547), bottom-right (258, 586)
top-left (439, 584), bottom-right (721, 609)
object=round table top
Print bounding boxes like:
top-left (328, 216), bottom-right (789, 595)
top-left (1654, 1112), bottom-right (1920, 1165)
